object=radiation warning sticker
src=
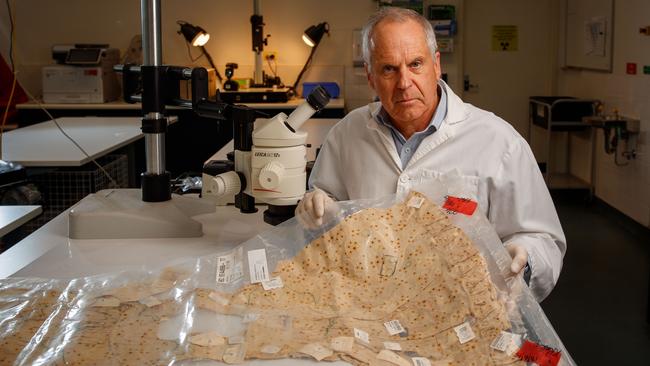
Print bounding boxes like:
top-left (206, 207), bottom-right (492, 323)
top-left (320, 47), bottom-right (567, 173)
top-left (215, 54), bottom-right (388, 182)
top-left (491, 25), bottom-right (518, 51)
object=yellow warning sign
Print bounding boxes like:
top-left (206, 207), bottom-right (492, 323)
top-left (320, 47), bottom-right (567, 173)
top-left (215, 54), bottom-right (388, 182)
top-left (492, 25), bottom-right (518, 51)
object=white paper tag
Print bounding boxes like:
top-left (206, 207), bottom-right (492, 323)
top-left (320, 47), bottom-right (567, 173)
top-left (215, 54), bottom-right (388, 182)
top-left (331, 336), bottom-right (354, 352)
top-left (216, 247), bottom-right (244, 284)
top-left (232, 247), bottom-right (244, 281)
top-left (411, 357), bottom-right (431, 366)
top-left (490, 331), bottom-right (522, 355)
top-left (248, 248), bottom-right (270, 283)
top-left (242, 313), bottom-right (259, 323)
top-left (261, 277), bottom-right (284, 290)
top-left (453, 322), bottom-right (476, 344)
top-left (233, 262), bottom-right (243, 282)
top-left (407, 196), bottom-right (425, 208)
top-left (353, 328), bottom-right (370, 344)
top-left (216, 253), bottom-right (234, 284)
top-left (383, 341), bottom-right (402, 351)
top-left (384, 319), bottom-right (406, 335)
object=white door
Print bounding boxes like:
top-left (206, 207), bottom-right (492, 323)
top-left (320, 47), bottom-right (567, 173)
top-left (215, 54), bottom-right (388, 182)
top-left (462, 0), bottom-right (557, 139)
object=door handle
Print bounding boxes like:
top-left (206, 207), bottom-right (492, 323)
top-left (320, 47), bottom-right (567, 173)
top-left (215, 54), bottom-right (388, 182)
top-left (463, 75), bottom-right (479, 92)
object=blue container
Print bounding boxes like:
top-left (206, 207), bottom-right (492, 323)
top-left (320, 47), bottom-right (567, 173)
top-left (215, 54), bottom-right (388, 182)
top-left (302, 82), bottom-right (340, 98)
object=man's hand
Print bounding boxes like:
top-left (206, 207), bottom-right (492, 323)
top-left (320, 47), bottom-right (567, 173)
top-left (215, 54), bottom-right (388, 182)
top-left (506, 243), bottom-right (528, 275)
top-left (295, 188), bottom-right (335, 229)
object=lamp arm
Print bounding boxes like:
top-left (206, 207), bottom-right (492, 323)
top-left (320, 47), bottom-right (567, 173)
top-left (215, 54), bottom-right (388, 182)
top-left (291, 45), bottom-right (318, 95)
top-left (200, 46), bottom-right (223, 83)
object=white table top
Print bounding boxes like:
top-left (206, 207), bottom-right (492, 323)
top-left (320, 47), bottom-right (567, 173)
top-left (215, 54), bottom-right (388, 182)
top-left (1, 117), bottom-right (144, 167)
top-left (0, 194), bottom-right (272, 279)
top-left (0, 205), bottom-right (42, 237)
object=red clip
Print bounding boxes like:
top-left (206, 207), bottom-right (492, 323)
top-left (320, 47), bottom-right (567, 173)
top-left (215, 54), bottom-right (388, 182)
top-left (515, 340), bottom-right (561, 366)
top-left (442, 196), bottom-right (477, 216)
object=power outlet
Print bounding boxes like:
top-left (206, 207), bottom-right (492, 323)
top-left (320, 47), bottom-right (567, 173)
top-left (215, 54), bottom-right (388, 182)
top-left (263, 51), bottom-right (278, 61)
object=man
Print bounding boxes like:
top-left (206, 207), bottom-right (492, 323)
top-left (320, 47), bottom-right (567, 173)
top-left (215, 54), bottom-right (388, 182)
top-left (296, 7), bottom-right (565, 301)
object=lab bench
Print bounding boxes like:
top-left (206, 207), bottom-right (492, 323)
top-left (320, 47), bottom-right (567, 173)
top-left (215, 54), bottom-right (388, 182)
top-left (16, 99), bottom-right (345, 179)
top-left (1, 117), bottom-right (148, 237)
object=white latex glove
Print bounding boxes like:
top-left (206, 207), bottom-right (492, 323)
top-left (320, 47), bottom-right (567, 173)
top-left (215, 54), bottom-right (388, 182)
top-left (506, 243), bottom-right (528, 275)
top-left (295, 188), bottom-right (335, 229)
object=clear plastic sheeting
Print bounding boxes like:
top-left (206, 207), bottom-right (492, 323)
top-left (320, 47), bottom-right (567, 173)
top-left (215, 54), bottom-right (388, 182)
top-left (0, 180), bottom-right (574, 365)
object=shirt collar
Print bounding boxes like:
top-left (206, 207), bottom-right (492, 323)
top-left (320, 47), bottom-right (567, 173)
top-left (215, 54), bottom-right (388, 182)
top-left (373, 81), bottom-right (448, 139)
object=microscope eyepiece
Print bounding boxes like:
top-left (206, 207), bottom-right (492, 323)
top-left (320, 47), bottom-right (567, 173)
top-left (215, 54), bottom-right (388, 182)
top-left (306, 85), bottom-right (331, 112)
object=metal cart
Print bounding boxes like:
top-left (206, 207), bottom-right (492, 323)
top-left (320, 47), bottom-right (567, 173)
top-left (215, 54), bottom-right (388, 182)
top-left (528, 96), bottom-right (598, 191)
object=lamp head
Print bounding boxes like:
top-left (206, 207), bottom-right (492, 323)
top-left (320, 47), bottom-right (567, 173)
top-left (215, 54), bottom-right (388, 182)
top-left (302, 22), bottom-right (329, 48)
top-left (177, 21), bottom-right (210, 47)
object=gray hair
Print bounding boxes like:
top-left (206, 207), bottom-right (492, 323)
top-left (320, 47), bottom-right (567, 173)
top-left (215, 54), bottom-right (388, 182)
top-left (361, 7), bottom-right (437, 71)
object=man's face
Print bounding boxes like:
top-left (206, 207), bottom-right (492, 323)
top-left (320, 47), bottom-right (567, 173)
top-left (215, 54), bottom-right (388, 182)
top-left (366, 19), bottom-right (441, 128)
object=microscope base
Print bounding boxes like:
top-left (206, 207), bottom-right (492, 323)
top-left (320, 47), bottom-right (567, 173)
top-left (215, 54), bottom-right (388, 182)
top-left (68, 189), bottom-right (215, 239)
top-left (263, 204), bottom-right (296, 226)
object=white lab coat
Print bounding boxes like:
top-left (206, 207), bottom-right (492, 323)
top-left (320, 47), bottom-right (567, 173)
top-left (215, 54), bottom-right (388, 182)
top-left (309, 82), bottom-right (565, 301)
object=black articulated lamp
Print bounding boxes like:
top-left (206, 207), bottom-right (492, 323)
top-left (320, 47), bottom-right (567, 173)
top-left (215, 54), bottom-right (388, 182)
top-left (177, 20), bottom-right (223, 83)
top-left (292, 22), bottom-right (329, 96)
top-left (302, 22), bottom-right (329, 47)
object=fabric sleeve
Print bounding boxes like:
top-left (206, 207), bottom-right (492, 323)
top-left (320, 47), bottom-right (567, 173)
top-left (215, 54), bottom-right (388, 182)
top-left (308, 127), bottom-right (349, 201)
top-left (489, 137), bottom-right (566, 302)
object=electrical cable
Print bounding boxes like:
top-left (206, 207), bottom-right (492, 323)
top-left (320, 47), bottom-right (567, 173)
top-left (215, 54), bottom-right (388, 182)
top-left (0, 75), bottom-right (17, 136)
top-left (291, 46), bottom-right (317, 95)
top-left (22, 88), bottom-right (119, 187)
top-left (184, 41), bottom-right (203, 62)
top-left (266, 57), bottom-right (278, 78)
top-left (5, 0), bottom-right (15, 70)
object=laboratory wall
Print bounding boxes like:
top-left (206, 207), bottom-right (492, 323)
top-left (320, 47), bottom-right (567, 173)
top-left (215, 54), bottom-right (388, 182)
top-left (0, 0), bottom-right (379, 110)
top-left (558, 0), bottom-right (650, 228)
top-left (1, 0), bottom-right (648, 228)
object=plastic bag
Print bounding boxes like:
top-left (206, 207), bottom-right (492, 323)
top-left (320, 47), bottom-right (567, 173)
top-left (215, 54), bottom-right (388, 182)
top-left (0, 176), bottom-right (573, 365)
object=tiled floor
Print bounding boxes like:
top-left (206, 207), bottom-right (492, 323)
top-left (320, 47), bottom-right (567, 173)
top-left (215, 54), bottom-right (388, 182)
top-left (542, 192), bottom-right (650, 364)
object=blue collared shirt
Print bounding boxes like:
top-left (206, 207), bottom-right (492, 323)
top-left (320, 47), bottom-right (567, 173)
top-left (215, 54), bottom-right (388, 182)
top-left (374, 83), bottom-right (448, 169)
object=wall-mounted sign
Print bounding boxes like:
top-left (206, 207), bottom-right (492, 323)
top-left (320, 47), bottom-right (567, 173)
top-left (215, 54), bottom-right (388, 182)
top-left (491, 25), bottom-right (518, 51)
